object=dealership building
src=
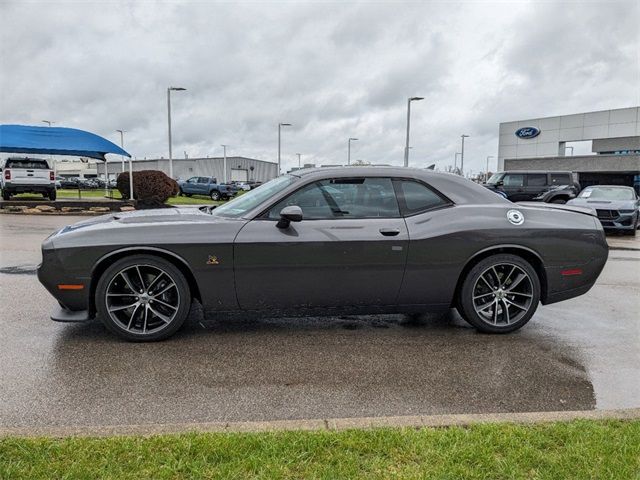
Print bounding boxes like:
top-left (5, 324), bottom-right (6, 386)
top-left (54, 156), bottom-right (278, 183)
top-left (498, 107), bottom-right (640, 190)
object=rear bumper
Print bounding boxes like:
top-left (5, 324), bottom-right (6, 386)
top-left (3, 183), bottom-right (54, 193)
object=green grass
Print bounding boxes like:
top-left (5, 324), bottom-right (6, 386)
top-left (1, 420), bottom-right (639, 479)
top-left (12, 189), bottom-right (223, 206)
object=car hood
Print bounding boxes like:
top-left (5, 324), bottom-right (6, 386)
top-left (567, 198), bottom-right (637, 210)
top-left (48, 207), bottom-right (245, 249)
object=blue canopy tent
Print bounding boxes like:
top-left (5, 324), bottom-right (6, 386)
top-left (0, 124), bottom-right (130, 159)
top-left (0, 124), bottom-right (133, 199)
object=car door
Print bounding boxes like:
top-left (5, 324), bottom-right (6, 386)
top-left (501, 173), bottom-right (526, 201)
top-left (233, 177), bottom-right (409, 310)
top-left (182, 177), bottom-right (199, 194)
top-left (524, 173), bottom-right (548, 200)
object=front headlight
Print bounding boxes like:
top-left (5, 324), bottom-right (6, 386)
top-left (619, 209), bottom-right (635, 214)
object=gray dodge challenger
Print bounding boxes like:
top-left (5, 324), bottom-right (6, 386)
top-left (38, 167), bottom-right (609, 341)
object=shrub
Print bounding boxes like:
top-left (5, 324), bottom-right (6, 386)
top-left (116, 170), bottom-right (179, 207)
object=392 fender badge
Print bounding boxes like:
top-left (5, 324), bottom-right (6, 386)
top-left (206, 255), bottom-right (220, 265)
top-left (507, 209), bottom-right (524, 226)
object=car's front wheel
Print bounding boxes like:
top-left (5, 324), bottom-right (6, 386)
top-left (95, 254), bottom-right (191, 341)
top-left (210, 190), bottom-right (221, 201)
top-left (457, 254), bottom-right (540, 333)
top-left (2, 190), bottom-right (10, 201)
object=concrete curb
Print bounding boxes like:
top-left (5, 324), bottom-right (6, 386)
top-left (2, 408), bottom-right (639, 438)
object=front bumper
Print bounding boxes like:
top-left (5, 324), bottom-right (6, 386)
top-left (51, 305), bottom-right (90, 322)
top-left (597, 211), bottom-right (638, 230)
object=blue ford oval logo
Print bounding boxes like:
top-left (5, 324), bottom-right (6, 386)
top-left (515, 127), bottom-right (541, 139)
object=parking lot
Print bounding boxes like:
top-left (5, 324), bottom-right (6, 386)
top-left (0, 213), bottom-right (638, 431)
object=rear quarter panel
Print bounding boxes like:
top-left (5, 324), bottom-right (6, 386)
top-left (398, 204), bottom-right (605, 306)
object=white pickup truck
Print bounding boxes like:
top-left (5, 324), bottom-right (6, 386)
top-left (2, 157), bottom-right (56, 201)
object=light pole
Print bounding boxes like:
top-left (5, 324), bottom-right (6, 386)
top-left (460, 134), bottom-right (469, 176)
top-left (404, 96), bottom-right (424, 167)
top-left (485, 156), bottom-right (495, 182)
top-left (296, 153), bottom-right (302, 168)
top-left (42, 121), bottom-right (56, 187)
top-left (348, 138), bottom-right (358, 165)
top-left (221, 144), bottom-right (228, 183)
top-left (167, 86), bottom-right (186, 179)
top-left (278, 122), bottom-right (291, 174)
top-left (116, 130), bottom-right (126, 173)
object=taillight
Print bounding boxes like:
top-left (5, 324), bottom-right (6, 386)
top-left (50, 171), bottom-right (55, 181)
top-left (4, 170), bottom-right (10, 180)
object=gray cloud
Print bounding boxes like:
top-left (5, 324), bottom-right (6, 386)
top-left (1, 0), bottom-right (638, 175)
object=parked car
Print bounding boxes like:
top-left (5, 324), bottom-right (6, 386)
top-left (567, 185), bottom-right (639, 235)
top-left (38, 167), bottom-right (608, 342)
top-left (59, 177), bottom-right (81, 189)
top-left (1, 157), bottom-right (56, 200)
top-left (177, 176), bottom-right (236, 200)
top-left (484, 171), bottom-right (579, 203)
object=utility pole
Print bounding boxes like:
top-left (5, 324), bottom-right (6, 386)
top-left (221, 144), bottom-right (228, 183)
top-left (404, 96), bottom-right (424, 167)
top-left (278, 122), bottom-right (292, 174)
top-left (460, 134), bottom-right (469, 176)
top-left (167, 86), bottom-right (186, 179)
top-left (348, 138), bottom-right (358, 165)
top-left (296, 153), bottom-right (301, 168)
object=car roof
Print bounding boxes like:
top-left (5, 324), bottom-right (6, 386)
top-left (584, 185), bottom-right (634, 189)
top-left (498, 170), bottom-right (573, 174)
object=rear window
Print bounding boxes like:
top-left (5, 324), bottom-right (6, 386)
top-left (394, 180), bottom-right (450, 215)
top-left (5, 159), bottom-right (49, 169)
top-left (550, 173), bottom-right (571, 185)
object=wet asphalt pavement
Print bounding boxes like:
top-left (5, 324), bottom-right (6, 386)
top-left (0, 214), bottom-right (638, 429)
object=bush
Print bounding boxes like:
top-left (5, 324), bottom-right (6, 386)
top-left (117, 170), bottom-right (179, 208)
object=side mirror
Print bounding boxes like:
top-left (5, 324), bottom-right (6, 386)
top-left (277, 205), bottom-right (303, 229)
top-left (496, 180), bottom-right (504, 186)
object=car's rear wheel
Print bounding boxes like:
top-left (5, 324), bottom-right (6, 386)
top-left (550, 197), bottom-right (567, 204)
top-left (2, 190), bottom-right (10, 201)
top-left (458, 254), bottom-right (540, 333)
top-left (49, 190), bottom-right (57, 201)
top-left (95, 255), bottom-right (191, 341)
top-left (210, 190), bottom-right (221, 201)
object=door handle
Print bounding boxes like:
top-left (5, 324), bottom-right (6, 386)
top-left (379, 228), bottom-right (400, 236)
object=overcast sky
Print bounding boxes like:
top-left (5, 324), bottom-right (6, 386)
top-left (1, 0), bottom-right (638, 174)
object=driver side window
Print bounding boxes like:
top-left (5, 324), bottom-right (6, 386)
top-left (267, 177), bottom-right (400, 220)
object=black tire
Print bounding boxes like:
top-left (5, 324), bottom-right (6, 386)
top-left (95, 254), bottom-right (191, 342)
top-left (49, 190), bottom-right (57, 201)
top-left (550, 197), bottom-right (567, 204)
top-left (210, 190), bottom-right (221, 201)
top-left (2, 190), bottom-right (10, 201)
top-left (457, 254), bottom-right (540, 334)
top-left (185, 193), bottom-right (192, 197)
top-left (179, 188), bottom-right (184, 196)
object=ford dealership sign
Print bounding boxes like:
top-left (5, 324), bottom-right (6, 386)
top-left (515, 127), bottom-right (541, 139)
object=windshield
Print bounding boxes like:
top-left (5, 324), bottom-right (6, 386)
top-left (578, 187), bottom-right (635, 201)
top-left (486, 173), bottom-right (504, 184)
top-left (211, 175), bottom-right (298, 218)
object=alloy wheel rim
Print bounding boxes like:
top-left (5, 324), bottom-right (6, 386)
top-left (105, 264), bottom-right (180, 335)
top-left (472, 263), bottom-right (533, 326)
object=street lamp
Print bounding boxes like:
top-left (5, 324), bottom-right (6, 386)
top-left (296, 153), bottom-right (302, 168)
top-left (278, 123), bottom-right (292, 174)
top-left (167, 87), bottom-right (186, 179)
top-left (42, 120), bottom-right (54, 127)
top-left (116, 130), bottom-right (126, 173)
top-left (221, 144), bottom-right (228, 183)
top-left (42, 121), bottom-right (56, 187)
top-left (404, 96), bottom-right (424, 167)
top-left (485, 156), bottom-right (495, 183)
top-left (348, 138), bottom-right (358, 165)
top-left (460, 134), bottom-right (470, 176)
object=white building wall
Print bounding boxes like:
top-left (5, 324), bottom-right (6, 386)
top-left (498, 107), bottom-right (640, 170)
